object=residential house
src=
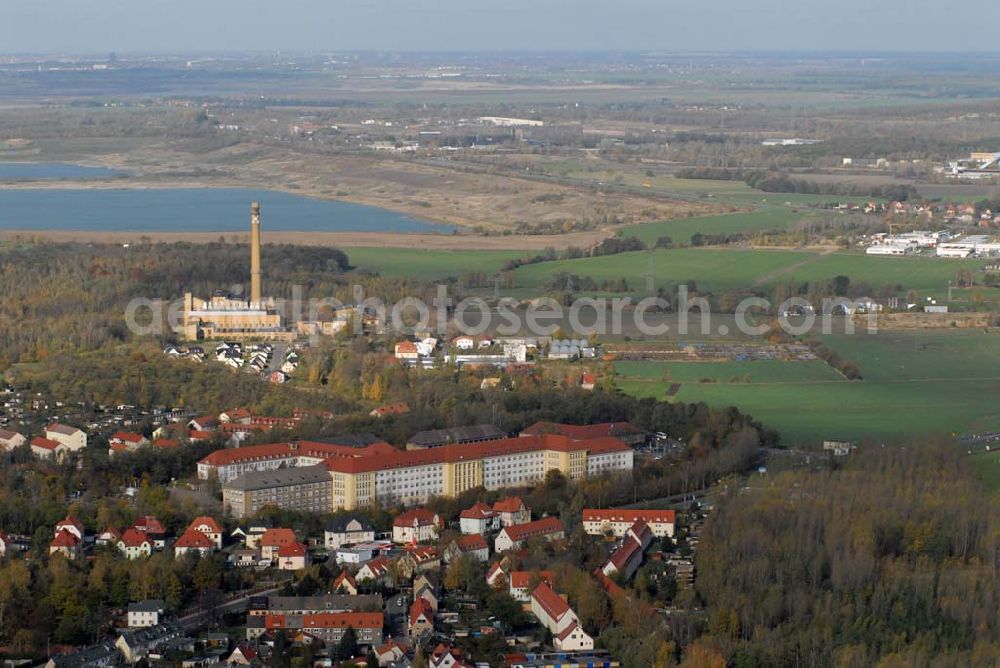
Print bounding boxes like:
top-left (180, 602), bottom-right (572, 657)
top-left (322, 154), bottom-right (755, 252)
top-left (453, 336), bottom-right (474, 350)
top-left (509, 570), bottom-right (556, 602)
top-left (31, 436), bottom-right (68, 460)
top-left (109, 431), bottom-right (149, 455)
top-left (485, 562), bottom-right (508, 589)
top-left (394, 341), bottom-right (420, 360)
top-left (188, 416), bottom-right (219, 432)
top-left (173, 528), bottom-right (215, 558)
top-left (118, 528), bottom-right (154, 560)
top-left (581, 509), bottom-right (675, 538)
top-left (600, 521), bottom-right (653, 582)
top-left (115, 622), bottom-right (184, 664)
top-left (50, 529), bottom-right (81, 560)
top-left (324, 515), bottom-right (376, 550)
top-left (127, 600), bottom-right (165, 628)
top-left (260, 528), bottom-right (299, 561)
top-left (219, 408), bottom-right (252, 424)
top-left (226, 644), bottom-right (258, 666)
top-left (492, 496), bottom-right (531, 527)
top-left (45, 423), bottom-right (87, 452)
top-left (408, 598), bottom-right (434, 638)
top-left (396, 546), bottom-right (440, 579)
top-left (357, 556), bottom-right (392, 584)
top-left (130, 515), bottom-right (168, 549)
top-left (413, 573), bottom-right (439, 610)
top-left (96, 526), bottom-right (121, 546)
top-left (392, 508), bottom-right (442, 544)
top-left (277, 542), bottom-right (310, 571)
top-left (530, 582), bottom-right (594, 651)
top-left (374, 641), bottom-right (406, 667)
top-left (55, 515), bottom-right (85, 541)
top-left (250, 612), bottom-right (383, 647)
top-left (494, 517), bottom-right (564, 553)
top-left (187, 516), bottom-right (224, 549)
top-left (458, 502), bottom-right (499, 535)
top-left (0, 428), bottom-right (26, 451)
top-left (0, 531), bottom-right (9, 557)
top-left (333, 571), bottom-right (358, 595)
top-left (443, 534), bottom-right (489, 564)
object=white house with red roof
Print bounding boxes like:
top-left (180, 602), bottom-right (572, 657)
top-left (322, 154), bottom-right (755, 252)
top-left (219, 408), bottom-right (252, 424)
top-left (509, 570), bottom-right (556, 602)
top-left (278, 542), bottom-right (310, 570)
top-left (582, 508), bottom-right (675, 538)
top-left (333, 570), bottom-right (358, 595)
top-left (394, 341), bottom-right (420, 360)
top-left (174, 528), bottom-right (215, 558)
top-left (130, 515), bottom-right (168, 549)
top-left (459, 502), bottom-right (499, 535)
top-left (118, 528), bottom-right (153, 560)
top-left (443, 534), bottom-right (489, 563)
top-left (50, 529), bottom-right (81, 560)
top-left (96, 526), bottom-right (121, 546)
top-left (187, 516), bottom-right (224, 549)
top-left (408, 598), bottom-right (435, 638)
top-left (494, 516), bottom-right (564, 553)
top-left (357, 555), bottom-right (392, 583)
top-left (492, 496), bottom-right (531, 527)
top-left (109, 431), bottom-right (149, 454)
top-left (392, 508), bottom-right (442, 544)
top-left (600, 520), bottom-right (653, 582)
top-left (260, 528), bottom-right (298, 561)
top-left (55, 515), bottom-right (85, 541)
top-left (530, 582), bottom-right (594, 651)
top-left (30, 436), bottom-right (68, 460)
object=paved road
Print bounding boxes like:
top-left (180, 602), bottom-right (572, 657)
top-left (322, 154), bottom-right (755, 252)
top-left (177, 584), bottom-right (284, 633)
top-left (384, 592), bottom-right (409, 640)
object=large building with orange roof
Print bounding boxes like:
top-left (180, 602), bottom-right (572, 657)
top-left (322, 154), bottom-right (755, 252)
top-left (217, 433), bottom-right (634, 513)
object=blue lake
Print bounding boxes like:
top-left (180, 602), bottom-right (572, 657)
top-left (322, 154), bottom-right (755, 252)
top-left (0, 187), bottom-right (453, 233)
top-left (0, 162), bottom-right (124, 181)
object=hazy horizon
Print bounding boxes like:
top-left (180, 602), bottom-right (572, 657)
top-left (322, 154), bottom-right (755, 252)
top-left (4, 0), bottom-right (999, 55)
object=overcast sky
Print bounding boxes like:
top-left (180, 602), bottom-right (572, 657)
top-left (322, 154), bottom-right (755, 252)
top-left (2, 0), bottom-right (996, 54)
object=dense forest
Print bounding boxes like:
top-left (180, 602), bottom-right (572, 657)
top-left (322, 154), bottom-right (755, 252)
top-left (694, 443), bottom-right (1000, 666)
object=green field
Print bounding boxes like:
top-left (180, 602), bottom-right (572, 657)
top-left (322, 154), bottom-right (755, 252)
top-left (347, 247), bottom-right (522, 280)
top-left (616, 331), bottom-right (1000, 445)
top-left (621, 208), bottom-right (807, 246)
top-left (510, 247), bottom-right (988, 295)
top-left (616, 359), bottom-right (844, 384)
top-left (970, 450), bottom-right (1000, 492)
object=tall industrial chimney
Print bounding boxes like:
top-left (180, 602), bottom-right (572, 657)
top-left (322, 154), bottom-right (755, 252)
top-left (250, 201), bottom-right (262, 306)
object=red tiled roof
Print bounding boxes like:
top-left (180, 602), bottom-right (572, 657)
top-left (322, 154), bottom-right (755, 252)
top-left (333, 571), bottom-right (356, 588)
top-left (361, 556), bottom-right (391, 576)
top-left (278, 541), bottom-right (307, 558)
top-left (198, 440), bottom-right (396, 467)
top-left (175, 528), bottom-right (214, 549)
top-left (99, 526), bottom-right (121, 540)
top-left (50, 529), bottom-right (79, 548)
top-left (594, 569), bottom-right (625, 597)
top-left (608, 535), bottom-right (642, 570)
top-left (132, 515), bottom-right (166, 535)
top-left (324, 434), bottom-right (629, 475)
top-left (409, 598), bottom-right (434, 626)
top-left (0, 428), bottom-right (23, 442)
top-left (531, 582), bottom-right (570, 621)
top-left (582, 508), bottom-right (676, 525)
top-left (57, 515), bottom-right (84, 532)
top-left (153, 439), bottom-right (180, 449)
top-left (260, 528), bottom-right (297, 548)
top-left (394, 508), bottom-right (440, 528)
top-left (501, 517), bottom-right (564, 542)
top-left (492, 496), bottom-right (526, 513)
top-left (188, 516), bottom-right (223, 534)
top-left (455, 534), bottom-right (488, 552)
top-left (31, 436), bottom-right (61, 451)
top-left (119, 528), bottom-right (151, 548)
top-left (556, 621), bottom-right (584, 642)
top-left (111, 431), bottom-right (145, 443)
top-left (405, 545), bottom-right (439, 563)
top-left (509, 570), bottom-right (555, 590)
top-left (395, 341), bottom-right (419, 354)
top-left (265, 612), bottom-right (383, 630)
top-left (459, 502), bottom-right (495, 520)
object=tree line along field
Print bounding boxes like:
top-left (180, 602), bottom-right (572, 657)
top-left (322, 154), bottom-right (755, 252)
top-left (620, 207), bottom-right (807, 246)
top-left (507, 246), bottom-right (989, 295)
top-left (615, 330), bottom-right (1000, 445)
